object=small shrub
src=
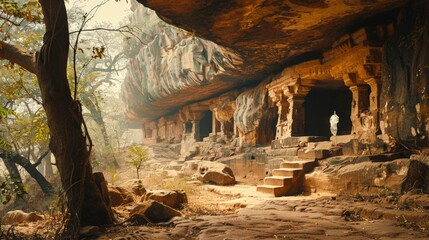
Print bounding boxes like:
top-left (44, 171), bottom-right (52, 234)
top-left (126, 145), bottom-right (150, 179)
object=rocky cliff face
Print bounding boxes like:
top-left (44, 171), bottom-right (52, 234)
top-left (126, 0), bottom-right (429, 145)
top-left (380, 1), bottom-right (429, 143)
top-left (136, 0), bottom-right (408, 77)
top-left (125, 0), bottom-right (409, 120)
top-left (122, 1), bottom-right (245, 120)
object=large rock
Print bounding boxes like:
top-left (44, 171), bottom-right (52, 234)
top-left (380, 1), bottom-right (429, 143)
top-left (2, 210), bottom-right (43, 225)
top-left (142, 190), bottom-right (188, 210)
top-left (120, 179), bottom-right (147, 197)
top-left (129, 200), bottom-right (181, 224)
top-left (108, 186), bottom-right (135, 207)
top-left (197, 161), bottom-right (236, 185)
top-left (306, 156), bottom-right (428, 195)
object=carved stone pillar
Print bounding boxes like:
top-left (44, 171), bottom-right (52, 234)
top-left (283, 84), bottom-right (310, 137)
top-left (152, 125), bottom-right (158, 141)
top-left (365, 77), bottom-right (382, 129)
top-left (192, 120), bottom-right (201, 141)
top-left (268, 89), bottom-right (289, 140)
top-left (211, 107), bottom-right (218, 136)
top-left (286, 95), bottom-right (306, 136)
top-left (275, 95), bottom-right (289, 139)
top-left (344, 74), bottom-right (370, 135)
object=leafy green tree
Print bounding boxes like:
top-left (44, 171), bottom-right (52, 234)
top-left (127, 145), bottom-right (150, 179)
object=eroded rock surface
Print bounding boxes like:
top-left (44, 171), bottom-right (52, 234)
top-left (125, 0), bottom-right (411, 121)
top-left (129, 200), bottom-right (181, 224)
top-left (103, 196), bottom-right (429, 240)
top-left (307, 156), bottom-right (429, 195)
top-left (142, 190), bottom-right (188, 210)
top-left (122, 1), bottom-right (244, 120)
top-left (192, 160), bottom-right (236, 185)
top-left (380, 1), bottom-right (429, 142)
top-left (108, 186), bottom-right (135, 207)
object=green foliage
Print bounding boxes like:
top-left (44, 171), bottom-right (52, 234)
top-left (0, 0), bottom-right (42, 25)
top-left (126, 145), bottom-right (150, 179)
top-left (0, 175), bottom-right (27, 205)
top-left (0, 105), bottom-right (14, 119)
top-left (0, 106), bottom-right (13, 148)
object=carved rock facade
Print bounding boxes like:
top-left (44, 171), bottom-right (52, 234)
top-left (125, 1), bottom-right (429, 150)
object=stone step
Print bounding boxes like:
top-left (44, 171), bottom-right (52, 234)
top-left (256, 185), bottom-right (291, 197)
top-left (272, 168), bottom-right (302, 177)
top-left (272, 136), bottom-right (328, 149)
top-left (297, 149), bottom-right (330, 160)
top-left (264, 176), bottom-right (293, 186)
top-left (280, 160), bottom-right (317, 173)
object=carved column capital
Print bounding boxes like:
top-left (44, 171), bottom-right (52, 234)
top-left (268, 89), bottom-right (283, 103)
top-left (283, 83), bottom-right (311, 97)
top-left (343, 73), bottom-right (358, 87)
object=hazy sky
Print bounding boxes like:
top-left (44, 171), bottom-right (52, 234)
top-left (67, 0), bottom-right (131, 26)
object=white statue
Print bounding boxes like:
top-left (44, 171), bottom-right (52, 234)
top-left (330, 111), bottom-right (339, 137)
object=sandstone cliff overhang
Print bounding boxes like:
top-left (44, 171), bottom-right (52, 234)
top-left (126, 0), bottom-right (410, 121)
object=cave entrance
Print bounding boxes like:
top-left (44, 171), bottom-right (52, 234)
top-left (257, 103), bottom-right (278, 146)
top-left (199, 110), bottom-right (212, 141)
top-left (304, 84), bottom-right (352, 137)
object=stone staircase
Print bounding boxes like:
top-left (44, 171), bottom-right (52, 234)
top-left (257, 136), bottom-right (335, 197)
top-left (257, 159), bottom-right (317, 197)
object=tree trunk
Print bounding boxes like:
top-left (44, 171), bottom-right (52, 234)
top-left (36, 0), bottom-right (114, 228)
top-left (2, 158), bottom-right (23, 188)
top-left (44, 153), bottom-right (54, 179)
top-left (0, 148), bottom-right (54, 194)
top-left (81, 96), bottom-right (119, 167)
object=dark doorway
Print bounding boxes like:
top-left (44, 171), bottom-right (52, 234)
top-left (199, 111), bottom-right (213, 141)
top-left (304, 85), bottom-right (352, 137)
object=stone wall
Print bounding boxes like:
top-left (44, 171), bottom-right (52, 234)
top-left (380, 1), bottom-right (429, 144)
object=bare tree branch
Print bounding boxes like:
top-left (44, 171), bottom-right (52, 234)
top-left (32, 149), bottom-right (50, 167)
top-left (0, 41), bottom-right (37, 74)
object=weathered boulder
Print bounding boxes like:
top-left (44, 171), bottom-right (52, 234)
top-left (306, 156), bottom-right (428, 195)
top-left (197, 161), bottom-right (236, 185)
top-left (398, 193), bottom-right (429, 209)
top-left (120, 179), bottom-right (147, 197)
top-left (142, 190), bottom-right (188, 210)
top-left (129, 200), bottom-right (181, 224)
top-left (108, 186), bottom-right (135, 207)
top-left (2, 210), bottom-right (43, 225)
